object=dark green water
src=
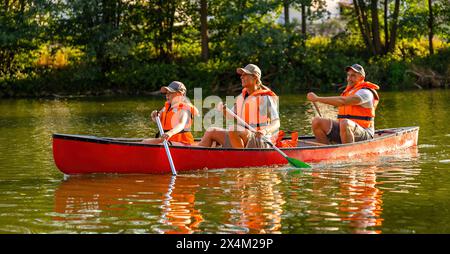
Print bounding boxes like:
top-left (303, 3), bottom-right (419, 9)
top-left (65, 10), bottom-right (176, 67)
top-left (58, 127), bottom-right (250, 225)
top-left (0, 90), bottom-right (449, 234)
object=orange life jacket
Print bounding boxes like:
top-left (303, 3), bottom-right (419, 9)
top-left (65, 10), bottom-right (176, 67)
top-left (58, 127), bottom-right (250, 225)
top-left (160, 101), bottom-right (199, 145)
top-left (235, 87), bottom-right (278, 131)
top-left (337, 81), bottom-right (380, 129)
top-left (275, 130), bottom-right (299, 148)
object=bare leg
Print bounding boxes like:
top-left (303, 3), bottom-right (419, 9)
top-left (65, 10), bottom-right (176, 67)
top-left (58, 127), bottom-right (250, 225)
top-left (339, 119), bottom-right (356, 144)
top-left (311, 117), bottom-right (332, 144)
top-left (228, 131), bottom-right (245, 148)
top-left (196, 127), bottom-right (227, 147)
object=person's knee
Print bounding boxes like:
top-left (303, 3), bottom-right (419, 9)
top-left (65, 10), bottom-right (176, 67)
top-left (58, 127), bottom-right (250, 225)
top-left (228, 131), bottom-right (240, 140)
top-left (206, 127), bottom-right (216, 132)
top-left (312, 117), bottom-right (322, 129)
top-left (313, 117), bottom-right (329, 132)
top-left (205, 127), bottom-right (221, 134)
top-left (339, 119), bottom-right (353, 131)
top-left (238, 130), bottom-right (252, 141)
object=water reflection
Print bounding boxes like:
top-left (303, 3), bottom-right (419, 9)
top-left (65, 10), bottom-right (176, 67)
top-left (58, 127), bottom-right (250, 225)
top-left (287, 148), bottom-right (420, 234)
top-left (309, 166), bottom-right (384, 234)
top-left (54, 174), bottom-right (212, 233)
top-left (159, 176), bottom-right (204, 234)
top-left (53, 170), bottom-right (287, 234)
top-left (52, 150), bottom-right (420, 234)
top-left (223, 169), bottom-right (285, 234)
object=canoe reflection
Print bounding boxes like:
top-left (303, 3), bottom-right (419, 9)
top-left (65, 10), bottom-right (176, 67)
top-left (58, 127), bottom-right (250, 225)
top-left (229, 169), bottom-right (285, 234)
top-left (53, 170), bottom-right (286, 234)
top-left (54, 174), bottom-right (212, 233)
top-left (309, 157), bottom-right (419, 234)
top-left (305, 167), bottom-right (383, 234)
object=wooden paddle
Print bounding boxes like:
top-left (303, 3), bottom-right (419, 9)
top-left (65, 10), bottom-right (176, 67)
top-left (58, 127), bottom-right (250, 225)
top-left (223, 105), bottom-right (311, 169)
top-left (155, 114), bottom-right (177, 175)
top-left (312, 102), bottom-right (322, 117)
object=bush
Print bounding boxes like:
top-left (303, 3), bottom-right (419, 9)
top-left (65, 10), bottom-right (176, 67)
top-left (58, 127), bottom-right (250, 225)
top-left (2, 30), bottom-right (449, 98)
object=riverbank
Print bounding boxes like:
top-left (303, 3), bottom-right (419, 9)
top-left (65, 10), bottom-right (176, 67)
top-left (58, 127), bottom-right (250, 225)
top-left (1, 38), bottom-right (449, 99)
top-left (1, 63), bottom-right (448, 99)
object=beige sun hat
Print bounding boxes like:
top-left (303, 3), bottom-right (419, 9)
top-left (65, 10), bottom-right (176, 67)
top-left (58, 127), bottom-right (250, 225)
top-left (160, 81), bottom-right (187, 94)
top-left (236, 64), bottom-right (262, 79)
top-left (345, 64), bottom-right (366, 77)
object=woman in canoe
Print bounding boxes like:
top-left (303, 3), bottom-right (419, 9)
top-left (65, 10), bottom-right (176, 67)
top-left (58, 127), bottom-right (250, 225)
top-left (142, 81), bottom-right (199, 146)
top-left (197, 64), bottom-right (280, 148)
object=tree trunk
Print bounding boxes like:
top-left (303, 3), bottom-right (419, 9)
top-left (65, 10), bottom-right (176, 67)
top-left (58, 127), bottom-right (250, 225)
top-left (387, 0), bottom-right (400, 53)
top-left (116, 0), bottom-right (121, 28)
top-left (238, 0), bottom-right (246, 36)
top-left (19, 0), bottom-right (25, 14)
top-left (383, 0), bottom-right (389, 53)
top-left (200, 0), bottom-right (209, 61)
top-left (4, 0), bottom-right (10, 11)
top-left (353, 0), bottom-right (375, 55)
top-left (167, 1), bottom-right (175, 62)
top-left (155, 0), bottom-right (175, 62)
top-left (301, 4), bottom-right (306, 36)
top-left (370, 0), bottom-right (383, 54)
top-left (428, 0), bottom-right (434, 55)
top-left (284, 0), bottom-right (290, 26)
top-left (155, 1), bottom-right (164, 60)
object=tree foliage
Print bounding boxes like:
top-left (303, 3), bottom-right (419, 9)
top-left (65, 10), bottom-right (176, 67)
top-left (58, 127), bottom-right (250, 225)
top-left (0, 0), bottom-right (449, 97)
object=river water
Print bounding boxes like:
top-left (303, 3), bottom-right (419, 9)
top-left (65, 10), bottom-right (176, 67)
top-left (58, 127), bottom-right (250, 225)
top-left (0, 89), bottom-right (449, 234)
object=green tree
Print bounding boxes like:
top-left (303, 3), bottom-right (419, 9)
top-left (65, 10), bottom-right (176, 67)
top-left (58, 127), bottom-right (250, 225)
top-left (434, 0), bottom-right (450, 41)
top-left (281, 0), bottom-right (328, 36)
top-left (352, 0), bottom-right (401, 56)
top-left (0, 0), bottom-right (42, 77)
top-left (200, 0), bottom-right (209, 61)
top-left (53, 0), bottom-right (125, 74)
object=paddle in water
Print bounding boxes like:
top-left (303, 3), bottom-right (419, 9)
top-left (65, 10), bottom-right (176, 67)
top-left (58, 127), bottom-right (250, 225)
top-left (223, 105), bottom-right (311, 169)
top-left (155, 114), bottom-right (177, 175)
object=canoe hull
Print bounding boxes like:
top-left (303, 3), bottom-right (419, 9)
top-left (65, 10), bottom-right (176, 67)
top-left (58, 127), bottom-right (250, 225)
top-left (52, 127), bottom-right (419, 174)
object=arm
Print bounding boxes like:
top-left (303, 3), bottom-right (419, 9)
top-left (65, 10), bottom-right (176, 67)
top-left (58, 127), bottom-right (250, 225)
top-left (151, 106), bottom-right (166, 122)
top-left (307, 92), bottom-right (362, 107)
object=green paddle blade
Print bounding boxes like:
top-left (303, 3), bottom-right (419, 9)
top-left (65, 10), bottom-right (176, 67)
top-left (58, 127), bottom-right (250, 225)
top-left (287, 157), bottom-right (311, 168)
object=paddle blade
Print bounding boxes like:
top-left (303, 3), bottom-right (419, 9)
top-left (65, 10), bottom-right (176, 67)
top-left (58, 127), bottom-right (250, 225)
top-left (287, 157), bottom-right (311, 168)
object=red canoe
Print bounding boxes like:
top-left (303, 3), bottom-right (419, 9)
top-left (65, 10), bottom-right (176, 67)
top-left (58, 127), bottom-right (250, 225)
top-left (52, 126), bottom-right (419, 175)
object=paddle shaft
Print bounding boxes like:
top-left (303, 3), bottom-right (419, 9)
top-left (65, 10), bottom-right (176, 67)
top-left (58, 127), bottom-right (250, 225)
top-left (155, 115), bottom-right (177, 176)
top-left (223, 106), bottom-right (290, 159)
top-left (312, 102), bottom-right (322, 117)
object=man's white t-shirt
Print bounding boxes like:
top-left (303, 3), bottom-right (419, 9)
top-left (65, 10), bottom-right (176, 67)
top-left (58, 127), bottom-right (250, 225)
top-left (354, 88), bottom-right (375, 135)
top-left (355, 89), bottom-right (374, 108)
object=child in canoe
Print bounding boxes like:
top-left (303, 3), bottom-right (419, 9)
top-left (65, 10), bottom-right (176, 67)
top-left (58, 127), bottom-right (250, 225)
top-left (142, 81), bottom-right (199, 146)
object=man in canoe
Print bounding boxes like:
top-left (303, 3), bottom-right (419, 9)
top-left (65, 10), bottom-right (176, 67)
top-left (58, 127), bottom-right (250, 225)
top-left (197, 64), bottom-right (280, 148)
top-left (142, 81), bottom-right (199, 146)
top-left (306, 64), bottom-right (380, 144)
